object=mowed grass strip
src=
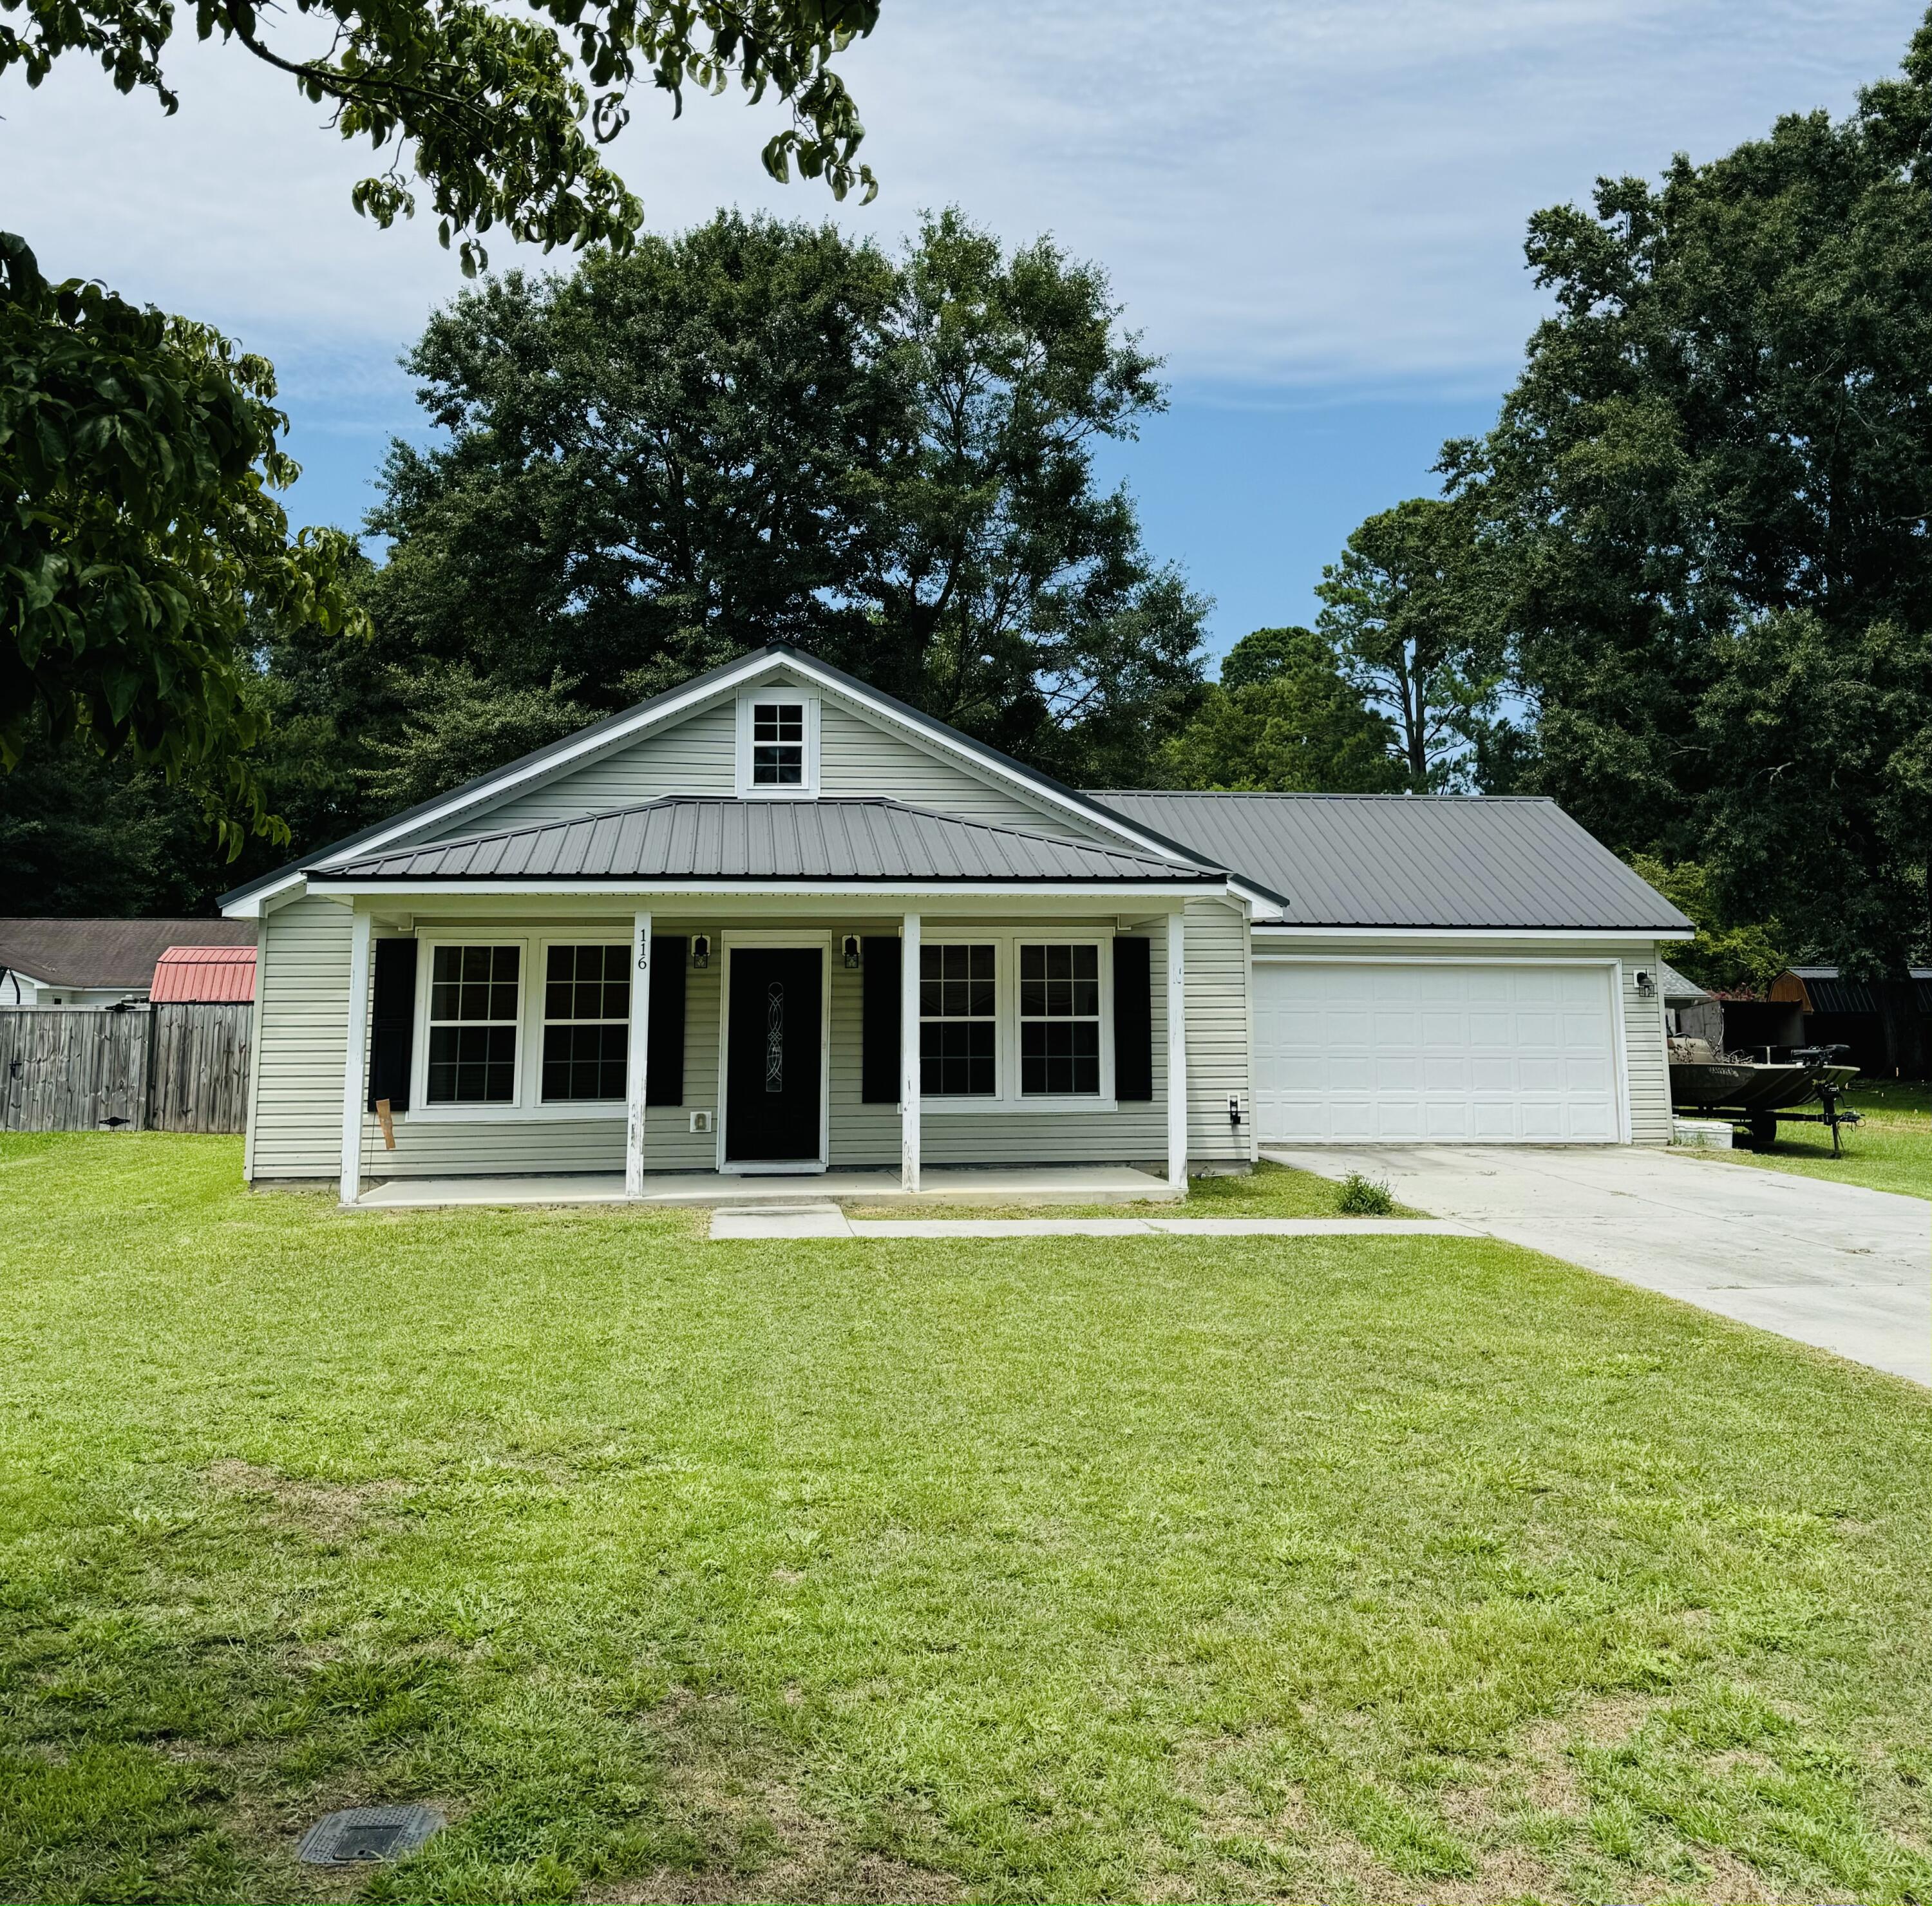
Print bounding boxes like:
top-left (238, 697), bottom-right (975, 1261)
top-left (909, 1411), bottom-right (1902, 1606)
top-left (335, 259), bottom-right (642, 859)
top-left (1708, 1079), bottom-right (1932, 1202)
top-left (1, 1135), bottom-right (1928, 1905)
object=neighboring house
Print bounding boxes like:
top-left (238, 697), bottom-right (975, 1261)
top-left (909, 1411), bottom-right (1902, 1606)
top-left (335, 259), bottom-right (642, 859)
top-left (149, 945), bottom-right (259, 1004)
top-left (0, 919), bottom-right (257, 1010)
top-left (218, 646), bottom-right (1692, 1200)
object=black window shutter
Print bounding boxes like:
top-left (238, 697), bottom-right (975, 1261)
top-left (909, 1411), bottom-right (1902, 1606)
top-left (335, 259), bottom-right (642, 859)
top-left (861, 936), bottom-right (902, 1102)
top-left (646, 938), bottom-right (687, 1106)
top-left (1113, 935), bottom-right (1153, 1101)
top-left (368, 937), bottom-right (418, 1111)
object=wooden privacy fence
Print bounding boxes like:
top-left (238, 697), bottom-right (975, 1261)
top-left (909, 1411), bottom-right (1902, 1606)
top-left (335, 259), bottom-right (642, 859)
top-left (0, 1005), bottom-right (252, 1134)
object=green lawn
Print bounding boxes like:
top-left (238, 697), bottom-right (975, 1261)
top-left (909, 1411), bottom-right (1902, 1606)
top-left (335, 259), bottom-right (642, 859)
top-left (850, 1158), bottom-right (1419, 1222)
top-left (3, 1136), bottom-right (1929, 1905)
top-left (1710, 1080), bottom-right (1932, 1201)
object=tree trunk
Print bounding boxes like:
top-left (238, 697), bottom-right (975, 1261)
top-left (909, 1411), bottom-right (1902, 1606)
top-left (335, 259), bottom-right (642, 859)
top-left (1871, 976), bottom-right (1926, 1079)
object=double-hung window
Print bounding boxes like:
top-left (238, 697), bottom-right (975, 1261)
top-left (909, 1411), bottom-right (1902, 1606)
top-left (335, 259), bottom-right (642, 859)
top-left (541, 945), bottom-right (629, 1102)
top-left (920, 943), bottom-right (997, 1097)
top-left (751, 703), bottom-right (805, 785)
top-left (1019, 944), bottom-right (1102, 1097)
top-left (426, 945), bottom-right (520, 1104)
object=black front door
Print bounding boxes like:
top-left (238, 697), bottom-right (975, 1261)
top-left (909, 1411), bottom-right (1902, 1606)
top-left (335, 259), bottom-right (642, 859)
top-left (725, 948), bottom-right (823, 1164)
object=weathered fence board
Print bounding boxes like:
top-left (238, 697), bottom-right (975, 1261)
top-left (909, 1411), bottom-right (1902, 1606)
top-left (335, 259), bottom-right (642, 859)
top-left (149, 1004), bottom-right (252, 1133)
top-left (0, 1005), bottom-right (251, 1134)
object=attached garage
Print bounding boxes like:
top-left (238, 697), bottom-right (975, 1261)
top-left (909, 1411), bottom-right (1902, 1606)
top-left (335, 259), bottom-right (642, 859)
top-left (1251, 959), bottom-right (1622, 1144)
top-left (1091, 790), bottom-right (1695, 1149)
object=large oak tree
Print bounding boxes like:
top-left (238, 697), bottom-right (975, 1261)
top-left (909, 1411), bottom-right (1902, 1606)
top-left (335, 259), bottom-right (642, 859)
top-left (355, 209), bottom-right (1206, 801)
top-left (1454, 8), bottom-right (1932, 1067)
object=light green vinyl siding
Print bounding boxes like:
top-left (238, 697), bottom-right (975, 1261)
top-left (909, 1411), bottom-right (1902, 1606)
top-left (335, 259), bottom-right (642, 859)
top-left (250, 903), bottom-right (1253, 1183)
top-left (1180, 898), bottom-right (1253, 1167)
top-left (249, 894), bottom-right (352, 1182)
top-left (419, 685), bottom-right (1114, 845)
top-left (352, 920), bottom-right (721, 1180)
top-left (815, 701), bottom-right (1097, 838)
top-left (476, 701), bottom-right (736, 830)
top-left (1622, 945), bottom-right (1672, 1146)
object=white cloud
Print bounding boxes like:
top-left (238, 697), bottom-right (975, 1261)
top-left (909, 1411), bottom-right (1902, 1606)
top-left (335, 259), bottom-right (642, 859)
top-left (2, 0), bottom-right (1918, 397)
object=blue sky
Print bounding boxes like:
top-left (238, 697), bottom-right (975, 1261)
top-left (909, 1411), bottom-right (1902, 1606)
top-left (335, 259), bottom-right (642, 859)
top-left (6, 1), bottom-right (1922, 662)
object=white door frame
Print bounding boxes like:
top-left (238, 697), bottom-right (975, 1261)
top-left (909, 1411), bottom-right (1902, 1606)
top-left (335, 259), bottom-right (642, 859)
top-left (1248, 954), bottom-right (1630, 1145)
top-left (716, 931), bottom-right (833, 1174)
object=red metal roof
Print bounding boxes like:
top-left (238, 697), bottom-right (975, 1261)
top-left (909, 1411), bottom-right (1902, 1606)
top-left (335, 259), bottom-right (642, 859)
top-left (149, 945), bottom-right (258, 1003)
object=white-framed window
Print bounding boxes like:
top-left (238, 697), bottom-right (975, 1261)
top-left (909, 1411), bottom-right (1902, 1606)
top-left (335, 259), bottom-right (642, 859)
top-left (424, 943), bottom-right (521, 1105)
top-left (540, 943), bottom-right (630, 1103)
top-left (916, 934), bottom-right (1113, 1110)
top-left (920, 943), bottom-right (997, 1097)
top-left (408, 935), bottom-right (638, 1120)
top-left (735, 686), bottom-right (819, 796)
top-left (1019, 943), bottom-right (1103, 1096)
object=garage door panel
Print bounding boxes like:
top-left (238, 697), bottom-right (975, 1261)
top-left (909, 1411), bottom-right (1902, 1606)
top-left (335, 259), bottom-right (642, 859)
top-left (1253, 961), bottom-right (1622, 1145)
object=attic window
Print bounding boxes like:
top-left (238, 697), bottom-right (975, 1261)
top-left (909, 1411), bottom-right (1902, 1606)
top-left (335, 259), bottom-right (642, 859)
top-left (736, 688), bottom-right (818, 795)
top-left (752, 703), bottom-right (804, 784)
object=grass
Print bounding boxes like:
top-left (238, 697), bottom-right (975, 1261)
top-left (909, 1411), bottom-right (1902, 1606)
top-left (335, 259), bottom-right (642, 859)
top-left (2, 1133), bottom-right (1929, 1905)
top-left (848, 1158), bottom-right (1424, 1222)
top-left (1703, 1079), bottom-right (1932, 1202)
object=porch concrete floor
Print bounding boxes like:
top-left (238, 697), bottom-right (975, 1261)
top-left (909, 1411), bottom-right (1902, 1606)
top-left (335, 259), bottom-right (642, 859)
top-left (350, 1164), bottom-right (1177, 1211)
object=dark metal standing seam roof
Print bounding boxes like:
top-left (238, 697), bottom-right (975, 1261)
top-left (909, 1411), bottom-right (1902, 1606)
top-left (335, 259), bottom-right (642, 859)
top-left (312, 797), bottom-right (1225, 885)
top-left (1089, 792), bottom-right (1693, 931)
top-left (1781, 967), bottom-right (1932, 1014)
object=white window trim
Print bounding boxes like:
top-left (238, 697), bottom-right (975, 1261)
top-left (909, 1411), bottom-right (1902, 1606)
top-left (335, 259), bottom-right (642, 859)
top-left (535, 939), bottom-right (634, 1113)
top-left (917, 931), bottom-right (1116, 1114)
top-left (734, 685), bottom-right (820, 798)
top-left (404, 933), bottom-right (633, 1123)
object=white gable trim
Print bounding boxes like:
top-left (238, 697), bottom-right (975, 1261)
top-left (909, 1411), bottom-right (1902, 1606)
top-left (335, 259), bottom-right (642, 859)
top-left (223, 648), bottom-right (1220, 917)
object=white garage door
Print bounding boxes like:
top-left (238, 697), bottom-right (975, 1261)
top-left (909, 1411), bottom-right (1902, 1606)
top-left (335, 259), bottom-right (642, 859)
top-left (1252, 961), bottom-right (1623, 1144)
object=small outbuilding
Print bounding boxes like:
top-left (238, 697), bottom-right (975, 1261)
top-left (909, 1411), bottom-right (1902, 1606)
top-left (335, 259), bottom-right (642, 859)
top-left (149, 945), bottom-right (259, 1004)
top-left (1769, 967), bottom-right (1932, 1077)
top-left (1658, 961), bottom-right (1723, 1046)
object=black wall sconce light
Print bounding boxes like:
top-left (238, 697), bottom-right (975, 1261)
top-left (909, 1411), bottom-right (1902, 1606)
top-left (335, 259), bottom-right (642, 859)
top-left (842, 934), bottom-right (862, 968)
top-left (1634, 969), bottom-right (1655, 997)
top-left (691, 934), bottom-right (711, 970)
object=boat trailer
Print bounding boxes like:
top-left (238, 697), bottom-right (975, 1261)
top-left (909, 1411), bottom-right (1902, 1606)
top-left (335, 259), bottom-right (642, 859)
top-left (1749, 1059), bottom-right (1862, 1156)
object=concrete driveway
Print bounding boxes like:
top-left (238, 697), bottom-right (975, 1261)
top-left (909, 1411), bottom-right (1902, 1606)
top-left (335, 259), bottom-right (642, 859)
top-left (1264, 1145), bottom-right (1930, 1387)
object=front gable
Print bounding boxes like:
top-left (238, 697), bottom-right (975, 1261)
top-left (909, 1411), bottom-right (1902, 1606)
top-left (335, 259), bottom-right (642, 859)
top-left (468, 665), bottom-right (1108, 842)
top-left (225, 648), bottom-right (1203, 915)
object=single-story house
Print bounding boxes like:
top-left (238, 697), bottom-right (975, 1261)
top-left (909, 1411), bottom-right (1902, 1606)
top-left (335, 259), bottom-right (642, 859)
top-left (0, 918), bottom-right (258, 1010)
top-left (218, 645), bottom-right (1692, 1202)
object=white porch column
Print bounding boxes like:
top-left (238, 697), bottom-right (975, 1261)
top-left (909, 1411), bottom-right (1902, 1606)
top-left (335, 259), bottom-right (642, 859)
top-left (625, 911), bottom-right (652, 1196)
top-left (900, 912), bottom-right (921, 1193)
top-left (339, 906), bottom-right (373, 1205)
top-left (1166, 906), bottom-right (1188, 1192)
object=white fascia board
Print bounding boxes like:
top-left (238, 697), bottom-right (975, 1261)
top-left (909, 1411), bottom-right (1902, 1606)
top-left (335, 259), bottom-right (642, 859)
top-left (312, 878), bottom-right (1217, 902)
top-left (1253, 925), bottom-right (1694, 945)
top-left (222, 878), bottom-right (311, 918)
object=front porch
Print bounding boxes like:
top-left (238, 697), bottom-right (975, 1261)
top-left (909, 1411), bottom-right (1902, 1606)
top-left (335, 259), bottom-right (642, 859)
top-left (327, 887), bottom-right (1208, 1205)
top-left (349, 1163), bottom-right (1177, 1211)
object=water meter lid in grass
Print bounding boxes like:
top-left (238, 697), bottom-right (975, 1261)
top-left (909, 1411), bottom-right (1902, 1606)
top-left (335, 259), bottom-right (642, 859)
top-left (298, 1803), bottom-right (446, 1864)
